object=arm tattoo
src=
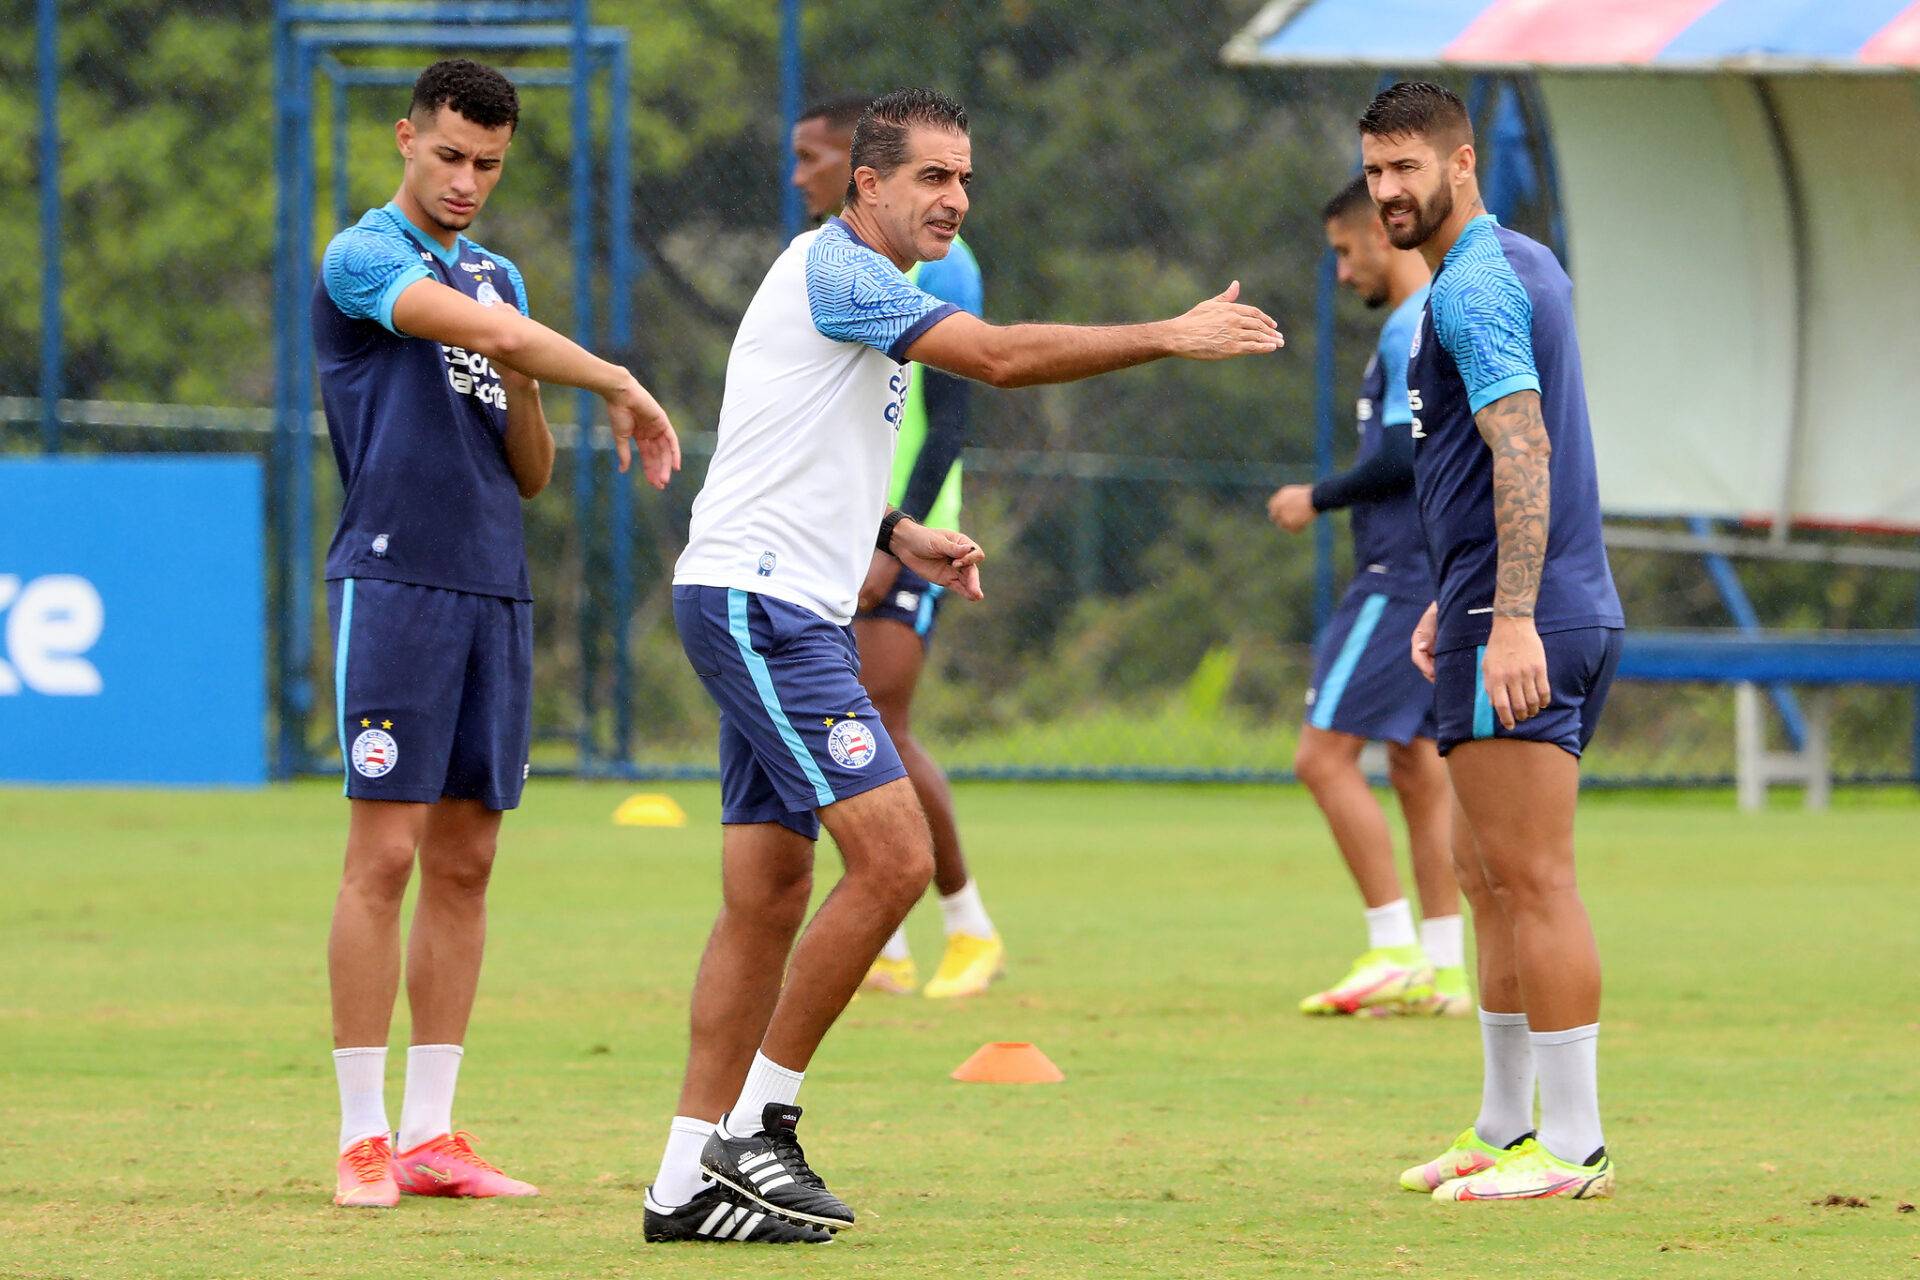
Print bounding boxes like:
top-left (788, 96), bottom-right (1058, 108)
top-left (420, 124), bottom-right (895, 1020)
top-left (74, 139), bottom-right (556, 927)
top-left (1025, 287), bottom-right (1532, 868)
top-left (1472, 390), bottom-right (1551, 619)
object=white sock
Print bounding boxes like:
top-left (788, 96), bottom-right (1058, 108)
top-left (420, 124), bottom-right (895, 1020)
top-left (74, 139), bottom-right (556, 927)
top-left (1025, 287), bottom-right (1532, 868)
top-left (397, 1043), bottom-right (464, 1152)
top-left (938, 879), bottom-right (995, 939)
top-left (333, 1046), bottom-right (389, 1152)
top-left (649, 1115), bottom-right (716, 1208)
top-left (1363, 897), bottom-right (1417, 950)
top-left (1420, 914), bottom-right (1466, 969)
top-left (718, 1051), bottom-right (805, 1139)
top-left (1532, 1023), bottom-right (1605, 1165)
top-left (1474, 1010), bottom-right (1535, 1148)
top-left (879, 926), bottom-right (912, 962)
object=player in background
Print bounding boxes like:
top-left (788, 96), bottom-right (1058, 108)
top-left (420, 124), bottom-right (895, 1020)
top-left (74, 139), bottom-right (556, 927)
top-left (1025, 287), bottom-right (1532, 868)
top-left (792, 94), bottom-right (1003, 1000)
top-left (1268, 177), bottom-right (1466, 1018)
top-left (645, 88), bottom-right (1281, 1243)
top-left (1359, 82), bottom-right (1624, 1201)
top-left (316, 59), bottom-right (677, 1210)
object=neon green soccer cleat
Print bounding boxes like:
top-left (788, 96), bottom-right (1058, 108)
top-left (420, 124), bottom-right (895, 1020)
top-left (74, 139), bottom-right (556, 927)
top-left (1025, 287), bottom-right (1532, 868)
top-left (1299, 945), bottom-right (1430, 1015)
top-left (1400, 1127), bottom-right (1512, 1192)
top-left (1433, 1137), bottom-right (1614, 1202)
top-left (1405, 965), bottom-right (1472, 1017)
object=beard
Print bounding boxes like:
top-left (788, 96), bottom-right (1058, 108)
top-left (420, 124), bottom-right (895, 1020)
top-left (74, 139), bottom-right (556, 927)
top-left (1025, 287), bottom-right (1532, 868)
top-left (1381, 184), bottom-right (1453, 251)
top-left (1363, 284), bottom-right (1390, 310)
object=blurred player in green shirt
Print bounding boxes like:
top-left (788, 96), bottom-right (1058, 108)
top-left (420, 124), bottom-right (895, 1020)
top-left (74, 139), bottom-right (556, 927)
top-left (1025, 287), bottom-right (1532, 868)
top-left (790, 95), bottom-right (1003, 998)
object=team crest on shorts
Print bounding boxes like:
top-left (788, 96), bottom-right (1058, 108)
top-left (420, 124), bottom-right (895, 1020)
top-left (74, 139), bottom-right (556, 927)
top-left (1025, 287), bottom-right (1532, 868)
top-left (826, 719), bottom-right (877, 770)
top-left (352, 728), bottom-right (398, 778)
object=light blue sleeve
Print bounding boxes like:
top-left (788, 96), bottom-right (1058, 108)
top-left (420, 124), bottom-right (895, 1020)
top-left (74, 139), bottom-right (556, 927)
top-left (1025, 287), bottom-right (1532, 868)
top-left (1375, 295), bottom-right (1422, 427)
top-left (913, 238), bottom-right (983, 318)
top-left (806, 228), bottom-right (960, 361)
top-left (322, 227), bottom-right (433, 334)
top-left (488, 251), bottom-right (533, 318)
top-left (1431, 244), bottom-right (1540, 414)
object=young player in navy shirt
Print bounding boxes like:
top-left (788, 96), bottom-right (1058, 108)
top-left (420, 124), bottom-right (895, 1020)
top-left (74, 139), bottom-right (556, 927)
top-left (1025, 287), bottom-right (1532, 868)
top-left (1360, 82), bottom-right (1624, 1202)
top-left (1269, 177), bottom-right (1467, 1021)
top-left (315, 59), bottom-right (678, 1210)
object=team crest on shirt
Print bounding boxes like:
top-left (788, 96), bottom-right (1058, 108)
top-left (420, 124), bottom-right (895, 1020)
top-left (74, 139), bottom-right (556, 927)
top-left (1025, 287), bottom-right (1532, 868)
top-left (757, 551), bottom-right (777, 577)
top-left (352, 728), bottom-right (398, 778)
top-left (827, 719), bottom-right (877, 769)
top-left (1409, 325), bottom-right (1423, 360)
top-left (474, 279), bottom-right (504, 309)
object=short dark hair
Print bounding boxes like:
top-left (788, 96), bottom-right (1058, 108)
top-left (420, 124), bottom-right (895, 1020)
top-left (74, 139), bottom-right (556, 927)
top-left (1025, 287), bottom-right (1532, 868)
top-left (410, 58), bottom-right (520, 133)
top-left (1321, 175), bottom-right (1374, 224)
top-left (1358, 81), bottom-right (1471, 148)
top-left (846, 87), bottom-right (969, 205)
top-left (799, 94), bottom-right (871, 135)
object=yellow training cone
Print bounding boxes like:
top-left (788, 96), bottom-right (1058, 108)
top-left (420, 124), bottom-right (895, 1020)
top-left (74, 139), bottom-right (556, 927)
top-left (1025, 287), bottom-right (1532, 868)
top-left (950, 1041), bottom-right (1064, 1085)
top-left (612, 793), bottom-right (688, 828)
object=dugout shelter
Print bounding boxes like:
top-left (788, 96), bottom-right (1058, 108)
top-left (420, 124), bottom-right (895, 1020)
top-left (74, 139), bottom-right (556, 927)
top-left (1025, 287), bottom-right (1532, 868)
top-left (1224, 0), bottom-right (1920, 804)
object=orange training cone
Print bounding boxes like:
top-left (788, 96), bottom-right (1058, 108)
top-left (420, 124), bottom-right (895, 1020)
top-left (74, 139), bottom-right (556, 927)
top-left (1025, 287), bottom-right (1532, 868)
top-left (950, 1041), bottom-right (1064, 1085)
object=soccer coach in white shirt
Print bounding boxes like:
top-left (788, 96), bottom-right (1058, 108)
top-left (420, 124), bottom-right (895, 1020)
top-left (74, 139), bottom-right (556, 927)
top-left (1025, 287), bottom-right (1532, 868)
top-left (640, 87), bottom-right (1283, 1242)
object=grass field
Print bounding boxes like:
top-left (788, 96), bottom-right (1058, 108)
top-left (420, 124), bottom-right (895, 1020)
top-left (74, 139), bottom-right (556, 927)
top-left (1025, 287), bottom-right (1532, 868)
top-left (3, 781), bottom-right (1916, 1278)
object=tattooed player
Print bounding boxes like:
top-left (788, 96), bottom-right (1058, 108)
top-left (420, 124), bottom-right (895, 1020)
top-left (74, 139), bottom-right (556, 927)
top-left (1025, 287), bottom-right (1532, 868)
top-left (1359, 82), bottom-right (1625, 1202)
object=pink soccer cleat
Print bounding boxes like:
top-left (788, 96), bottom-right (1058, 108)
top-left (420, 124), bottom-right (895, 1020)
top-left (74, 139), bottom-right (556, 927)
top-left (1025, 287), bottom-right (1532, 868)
top-left (392, 1131), bottom-right (541, 1198)
top-left (334, 1134), bottom-right (400, 1208)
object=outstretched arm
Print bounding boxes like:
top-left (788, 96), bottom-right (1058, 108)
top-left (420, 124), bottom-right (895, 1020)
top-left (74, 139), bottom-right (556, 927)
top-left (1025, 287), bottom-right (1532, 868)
top-left (903, 281), bottom-right (1282, 388)
top-left (1473, 388), bottom-right (1552, 728)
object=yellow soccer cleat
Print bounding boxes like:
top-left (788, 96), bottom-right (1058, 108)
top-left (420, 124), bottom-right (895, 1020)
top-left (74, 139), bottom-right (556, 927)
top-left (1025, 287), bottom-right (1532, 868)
top-left (1400, 1127), bottom-right (1511, 1193)
top-left (1299, 945), bottom-right (1429, 1015)
top-left (1434, 1137), bottom-right (1614, 1202)
top-left (922, 933), bottom-right (1005, 1000)
top-left (1402, 965), bottom-right (1473, 1017)
top-left (861, 955), bottom-right (918, 996)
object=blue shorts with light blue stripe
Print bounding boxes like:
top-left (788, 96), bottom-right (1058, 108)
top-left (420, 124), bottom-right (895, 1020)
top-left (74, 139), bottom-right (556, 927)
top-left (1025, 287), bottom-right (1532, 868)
top-left (1433, 626), bottom-right (1623, 758)
top-left (856, 562), bottom-right (945, 647)
top-left (673, 585), bottom-right (907, 839)
top-left (1305, 588), bottom-right (1436, 745)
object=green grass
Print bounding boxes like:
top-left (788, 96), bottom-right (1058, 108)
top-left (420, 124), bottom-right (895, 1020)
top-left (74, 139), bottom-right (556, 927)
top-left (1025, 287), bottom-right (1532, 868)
top-left (2, 781), bottom-right (1915, 1278)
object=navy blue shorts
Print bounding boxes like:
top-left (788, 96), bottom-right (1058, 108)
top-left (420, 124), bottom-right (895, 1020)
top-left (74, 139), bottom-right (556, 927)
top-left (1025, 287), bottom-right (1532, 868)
top-left (1305, 590), bottom-right (1436, 745)
top-left (674, 585), bottom-right (908, 840)
top-left (327, 577), bottom-right (532, 810)
top-left (1433, 626), bottom-right (1624, 758)
top-left (855, 562), bottom-right (945, 648)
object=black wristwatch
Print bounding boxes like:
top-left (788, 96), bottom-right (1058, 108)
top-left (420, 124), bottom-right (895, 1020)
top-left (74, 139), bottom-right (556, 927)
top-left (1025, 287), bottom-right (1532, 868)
top-left (876, 508), bottom-right (910, 555)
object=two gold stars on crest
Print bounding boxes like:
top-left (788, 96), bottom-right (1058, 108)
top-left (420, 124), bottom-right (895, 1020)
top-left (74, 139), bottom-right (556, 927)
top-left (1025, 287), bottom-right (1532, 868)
top-left (359, 718), bottom-right (394, 730)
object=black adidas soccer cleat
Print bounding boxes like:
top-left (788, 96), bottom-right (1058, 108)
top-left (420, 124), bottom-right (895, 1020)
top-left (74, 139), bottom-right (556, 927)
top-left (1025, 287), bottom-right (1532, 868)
top-left (698, 1103), bottom-right (855, 1231)
top-left (643, 1183), bottom-right (832, 1243)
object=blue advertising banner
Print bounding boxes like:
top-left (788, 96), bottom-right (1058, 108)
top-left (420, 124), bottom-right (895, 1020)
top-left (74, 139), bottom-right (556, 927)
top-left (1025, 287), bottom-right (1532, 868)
top-left (0, 457), bottom-right (265, 785)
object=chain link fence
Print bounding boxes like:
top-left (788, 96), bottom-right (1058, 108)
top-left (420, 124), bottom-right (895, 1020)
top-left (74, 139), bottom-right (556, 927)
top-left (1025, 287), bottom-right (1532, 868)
top-left (7, 0), bottom-right (1917, 784)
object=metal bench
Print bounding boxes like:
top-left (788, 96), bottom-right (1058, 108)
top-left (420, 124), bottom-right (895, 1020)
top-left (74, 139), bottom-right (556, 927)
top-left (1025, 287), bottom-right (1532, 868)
top-left (1616, 631), bottom-right (1920, 810)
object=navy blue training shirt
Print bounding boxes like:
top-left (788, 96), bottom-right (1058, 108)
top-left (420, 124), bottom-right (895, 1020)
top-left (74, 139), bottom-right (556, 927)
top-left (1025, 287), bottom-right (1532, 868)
top-left (314, 203), bottom-right (534, 601)
top-left (1345, 287), bottom-right (1432, 601)
top-left (1407, 215), bottom-right (1623, 654)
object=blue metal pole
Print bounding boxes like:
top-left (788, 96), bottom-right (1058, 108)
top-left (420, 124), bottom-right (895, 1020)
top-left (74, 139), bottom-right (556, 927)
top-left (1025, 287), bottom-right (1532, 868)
top-left (1912, 584), bottom-right (1920, 787)
top-left (288, 37), bottom-right (320, 774)
top-left (1689, 515), bottom-right (1806, 750)
top-left (1311, 247), bottom-right (1337, 638)
top-left (329, 58), bottom-right (350, 232)
top-left (273, 1), bottom-right (297, 778)
top-left (570, 0), bottom-right (599, 767)
top-left (779, 0), bottom-right (804, 240)
top-left (607, 39), bottom-right (635, 764)
top-left (38, 0), bottom-right (62, 454)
